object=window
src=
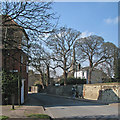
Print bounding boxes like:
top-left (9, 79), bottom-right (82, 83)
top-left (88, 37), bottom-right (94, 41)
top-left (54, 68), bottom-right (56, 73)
top-left (21, 55), bottom-right (23, 63)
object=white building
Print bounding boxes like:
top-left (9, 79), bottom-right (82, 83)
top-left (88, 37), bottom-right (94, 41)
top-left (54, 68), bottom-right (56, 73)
top-left (74, 67), bottom-right (109, 84)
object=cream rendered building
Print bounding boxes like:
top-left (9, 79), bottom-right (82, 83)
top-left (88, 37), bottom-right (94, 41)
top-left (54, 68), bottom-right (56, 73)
top-left (74, 67), bottom-right (109, 84)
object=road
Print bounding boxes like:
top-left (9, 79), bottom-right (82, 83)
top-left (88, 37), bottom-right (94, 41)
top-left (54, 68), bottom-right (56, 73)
top-left (26, 93), bottom-right (119, 119)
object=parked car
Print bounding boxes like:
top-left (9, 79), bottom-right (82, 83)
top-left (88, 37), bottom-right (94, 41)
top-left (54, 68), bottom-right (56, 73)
top-left (55, 83), bottom-right (60, 86)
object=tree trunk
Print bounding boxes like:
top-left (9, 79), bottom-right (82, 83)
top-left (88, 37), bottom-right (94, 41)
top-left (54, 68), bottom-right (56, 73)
top-left (46, 65), bottom-right (50, 86)
top-left (64, 70), bottom-right (67, 86)
top-left (40, 73), bottom-right (44, 89)
top-left (88, 60), bottom-right (93, 84)
top-left (88, 68), bottom-right (92, 84)
top-left (64, 57), bottom-right (67, 86)
top-left (72, 46), bottom-right (76, 77)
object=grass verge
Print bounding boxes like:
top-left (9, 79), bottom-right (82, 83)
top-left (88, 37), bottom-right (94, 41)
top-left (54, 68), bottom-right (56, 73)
top-left (0, 115), bottom-right (9, 120)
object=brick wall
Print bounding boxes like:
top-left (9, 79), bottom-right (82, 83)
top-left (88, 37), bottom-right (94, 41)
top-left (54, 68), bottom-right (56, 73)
top-left (2, 49), bottom-right (28, 104)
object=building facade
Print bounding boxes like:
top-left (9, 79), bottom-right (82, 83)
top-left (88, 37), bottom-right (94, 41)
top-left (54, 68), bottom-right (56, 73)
top-left (28, 70), bottom-right (41, 90)
top-left (1, 15), bottom-right (29, 104)
top-left (74, 67), bottom-right (109, 84)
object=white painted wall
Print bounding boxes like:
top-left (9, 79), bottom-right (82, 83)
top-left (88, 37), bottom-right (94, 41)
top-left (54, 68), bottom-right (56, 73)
top-left (74, 71), bottom-right (88, 79)
top-left (74, 69), bottom-right (106, 84)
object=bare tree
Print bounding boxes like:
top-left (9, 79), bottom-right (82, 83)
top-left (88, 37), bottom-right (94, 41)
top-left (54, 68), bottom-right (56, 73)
top-left (1, 1), bottom-right (57, 67)
top-left (46, 27), bottom-right (81, 85)
top-left (1, 2), bottom-right (56, 34)
top-left (98, 42), bottom-right (118, 78)
top-left (76, 35), bottom-right (113, 84)
top-left (39, 46), bottom-right (51, 87)
top-left (1, 2), bottom-right (58, 87)
top-left (29, 41), bottom-right (46, 89)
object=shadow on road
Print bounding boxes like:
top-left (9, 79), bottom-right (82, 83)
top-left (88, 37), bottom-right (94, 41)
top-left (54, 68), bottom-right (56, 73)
top-left (24, 93), bottom-right (108, 108)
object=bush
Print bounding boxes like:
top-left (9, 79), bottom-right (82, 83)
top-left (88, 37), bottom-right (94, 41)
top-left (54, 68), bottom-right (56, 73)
top-left (2, 71), bottom-right (21, 96)
top-left (59, 77), bottom-right (86, 85)
top-left (102, 78), bottom-right (120, 83)
top-left (1, 70), bottom-right (21, 104)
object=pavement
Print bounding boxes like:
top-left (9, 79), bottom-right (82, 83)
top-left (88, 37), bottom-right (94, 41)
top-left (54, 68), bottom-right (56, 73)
top-left (1, 93), bottom-right (46, 119)
top-left (1, 105), bottom-right (45, 118)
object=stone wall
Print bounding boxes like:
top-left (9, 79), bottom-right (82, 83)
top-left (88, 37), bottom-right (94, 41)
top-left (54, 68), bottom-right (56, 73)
top-left (83, 84), bottom-right (101, 100)
top-left (83, 83), bottom-right (120, 103)
top-left (46, 85), bottom-right (73, 96)
top-left (45, 83), bottom-right (120, 104)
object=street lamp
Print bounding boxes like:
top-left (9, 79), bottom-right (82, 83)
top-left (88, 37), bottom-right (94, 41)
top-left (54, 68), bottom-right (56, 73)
top-left (76, 62), bottom-right (78, 78)
top-left (76, 62), bottom-right (81, 80)
top-left (78, 63), bottom-right (81, 71)
top-left (73, 39), bottom-right (80, 78)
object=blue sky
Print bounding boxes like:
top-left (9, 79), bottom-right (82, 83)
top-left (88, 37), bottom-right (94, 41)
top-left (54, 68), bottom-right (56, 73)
top-left (52, 2), bottom-right (118, 47)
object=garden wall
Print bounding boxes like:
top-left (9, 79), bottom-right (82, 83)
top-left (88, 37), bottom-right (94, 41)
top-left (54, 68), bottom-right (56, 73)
top-left (45, 83), bottom-right (120, 104)
top-left (83, 83), bottom-right (120, 103)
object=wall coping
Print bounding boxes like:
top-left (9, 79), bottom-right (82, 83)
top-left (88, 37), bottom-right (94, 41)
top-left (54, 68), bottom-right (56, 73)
top-left (83, 82), bottom-right (120, 86)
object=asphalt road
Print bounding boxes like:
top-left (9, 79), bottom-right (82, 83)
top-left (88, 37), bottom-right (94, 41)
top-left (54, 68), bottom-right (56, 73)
top-left (26, 93), bottom-right (119, 119)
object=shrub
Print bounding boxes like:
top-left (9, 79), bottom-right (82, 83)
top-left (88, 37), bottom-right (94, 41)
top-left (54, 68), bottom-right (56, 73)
top-left (102, 78), bottom-right (120, 83)
top-left (1, 70), bottom-right (21, 104)
top-left (59, 77), bottom-right (86, 85)
top-left (2, 71), bottom-right (21, 96)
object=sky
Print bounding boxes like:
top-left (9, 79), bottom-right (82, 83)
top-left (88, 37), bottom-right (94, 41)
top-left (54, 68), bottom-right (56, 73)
top-left (51, 2), bottom-right (119, 76)
top-left (52, 2), bottom-right (118, 47)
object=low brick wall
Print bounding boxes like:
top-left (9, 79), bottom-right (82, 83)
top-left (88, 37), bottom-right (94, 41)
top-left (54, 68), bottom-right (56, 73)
top-left (45, 83), bottom-right (120, 104)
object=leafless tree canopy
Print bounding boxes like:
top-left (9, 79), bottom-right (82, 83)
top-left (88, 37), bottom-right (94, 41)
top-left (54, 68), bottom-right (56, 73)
top-left (75, 35), bottom-right (115, 83)
top-left (1, 1), bottom-right (57, 67)
top-left (46, 27), bottom-right (81, 85)
top-left (99, 42), bottom-right (118, 78)
top-left (1, 2), bottom-right (56, 34)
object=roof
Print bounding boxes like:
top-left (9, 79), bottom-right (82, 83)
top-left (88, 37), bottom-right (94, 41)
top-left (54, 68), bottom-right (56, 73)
top-left (79, 66), bottom-right (106, 73)
top-left (1, 15), bottom-right (29, 40)
top-left (80, 67), bottom-right (90, 71)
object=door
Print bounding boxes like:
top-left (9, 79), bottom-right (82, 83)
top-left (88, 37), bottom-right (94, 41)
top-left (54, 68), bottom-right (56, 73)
top-left (21, 79), bottom-right (25, 104)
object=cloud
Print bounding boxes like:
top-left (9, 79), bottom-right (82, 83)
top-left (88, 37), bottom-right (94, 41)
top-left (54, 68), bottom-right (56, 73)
top-left (104, 16), bottom-right (120, 24)
top-left (81, 31), bottom-right (94, 38)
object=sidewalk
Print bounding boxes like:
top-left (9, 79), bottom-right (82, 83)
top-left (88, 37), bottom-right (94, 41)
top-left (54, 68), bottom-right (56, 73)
top-left (1, 93), bottom-right (46, 118)
top-left (1, 105), bottom-right (45, 118)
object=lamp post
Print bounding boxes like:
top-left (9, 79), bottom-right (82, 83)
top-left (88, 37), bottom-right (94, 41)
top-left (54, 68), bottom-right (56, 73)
top-left (76, 62), bottom-right (81, 84)
top-left (73, 40), bottom-right (81, 78)
top-left (76, 62), bottom-right (78, 78)
top-left (78, 63), bottom-right (81, 71)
